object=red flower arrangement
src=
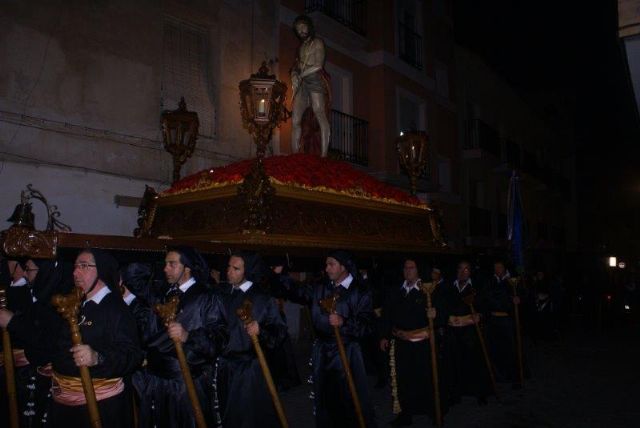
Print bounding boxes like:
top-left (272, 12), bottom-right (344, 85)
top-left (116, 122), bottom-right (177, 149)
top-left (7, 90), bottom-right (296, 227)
top-left (162, 154), bottom-right (424, 207)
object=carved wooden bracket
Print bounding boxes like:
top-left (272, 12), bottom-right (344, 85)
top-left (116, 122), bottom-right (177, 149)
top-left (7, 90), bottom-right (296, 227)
top-left (237, 159), bottom-right (275, 233)
top-left (1, 225), bottom-right (57, 259)
top-left (134, 185), bottom-right (159, 238)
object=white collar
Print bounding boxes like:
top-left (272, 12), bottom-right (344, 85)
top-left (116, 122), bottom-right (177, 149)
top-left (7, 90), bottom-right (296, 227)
top-left (179, 277), bottom-right (197, 293)
top-left (335, 274), bottom-right (353, 289)
top-left (10, 277), bottom-right (28, 287)
top-left (123, 293), bottom-right (136, 306)
top-left (234, 280), bottom-right (253, 292)
top-left (402, 279), bottom-right (421, 292)
top-left (495, 271), bottom-right (511, 281)
top-left (454, 278), bottom-right (472, 293)
top-left (85, 286), bottom-right (111, 305)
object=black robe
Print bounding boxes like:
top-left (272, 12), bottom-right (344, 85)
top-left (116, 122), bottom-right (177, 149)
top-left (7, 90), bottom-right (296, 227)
top-left (485, 275), bottom-right (518, 383)
top-left (1, 280), bottom-right (40, 428)
top-left (12, 289), bottom-right (143, 428)
top-left (284, 276), bottom-right (377, 428)
top-left (3, 261), bottom-right (72, 428)
top-left (264, 273), bottom-right (301, 391)
top-left (442, 280), bottom-right (493, 401)
top-left (132, 281), bottom-right (227, 428)
top-left (216, 282), bottom-right (287, 428)
top-left (381, 280), bottom-right (449, 419)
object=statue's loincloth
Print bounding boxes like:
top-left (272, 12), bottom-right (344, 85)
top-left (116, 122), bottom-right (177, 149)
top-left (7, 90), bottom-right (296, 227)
top-left (299, 70), bottom-right (330, 98)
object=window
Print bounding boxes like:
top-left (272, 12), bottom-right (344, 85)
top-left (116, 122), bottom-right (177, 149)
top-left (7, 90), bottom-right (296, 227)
top-left (435, 63), bottom-right (449, 99)
top-left (438, 156), bottom-right (451, 192)
top-left (469, 179), bottom-right (486, 209)
top-left (162, 18), bottom-right (215, 138)
top-left (396, 88), bottom-right (426, 134)
top-left (325, 62), bottom-right (353, 115)
top-left (397, 0), bottom-right (423, 69)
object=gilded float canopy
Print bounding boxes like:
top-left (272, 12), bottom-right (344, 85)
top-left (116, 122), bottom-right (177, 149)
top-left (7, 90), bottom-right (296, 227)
top-left (137, 154), bottom-right (447, 254)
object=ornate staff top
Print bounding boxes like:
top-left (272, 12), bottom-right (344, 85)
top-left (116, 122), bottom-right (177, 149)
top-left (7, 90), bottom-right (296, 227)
top-left (52, 288), bottom-right (84, 324)
top-left (236, 299), bottom-right (254, 323)
top-left (154, 295), bottom-right (180, 326)
top-left (319, 294), bottom-right (338, 315)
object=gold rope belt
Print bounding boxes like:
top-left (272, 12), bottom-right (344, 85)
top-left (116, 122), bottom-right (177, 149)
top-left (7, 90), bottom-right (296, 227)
top-left (448, 314), bottom-right (473, 325)
top-left (491, 311), bottom-right (510, 317)
top-left (393, 327), bottom-right (429, 342)
top-left (0, 348), bottom-right (30, 368)
top-left (389, 339), bottom-right (401, 415)
top-left (52, 371), bottom-right (124, 406)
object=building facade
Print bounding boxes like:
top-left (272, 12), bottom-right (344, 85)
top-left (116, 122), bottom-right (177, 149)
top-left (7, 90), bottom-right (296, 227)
top-left (1, 0), bottom-right (577, 266)
top-left (455, 47), bottom-right (577, 268)
top-left (0, 0), bottom-right (279, 234)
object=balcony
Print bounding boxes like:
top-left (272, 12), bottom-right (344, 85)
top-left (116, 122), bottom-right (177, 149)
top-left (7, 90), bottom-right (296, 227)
top-left (329, 109), bottom-right (368, 166)
top-left (463, 119), bottom-right (501, 160)
top-left (398, 21), bottom-right (423, 70)
top-left (305, 0), bottom-right (367, 35)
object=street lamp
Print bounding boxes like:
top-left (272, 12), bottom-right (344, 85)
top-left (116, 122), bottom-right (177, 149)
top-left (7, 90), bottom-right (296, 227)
top-left (161, 98), bottom-right (199, 183)
top-left (239, 61), bottom-right (288, 158)
top-left (396, 131), bottom-right (429, 196)
top-left (237, 62), bottom-right (289, 232)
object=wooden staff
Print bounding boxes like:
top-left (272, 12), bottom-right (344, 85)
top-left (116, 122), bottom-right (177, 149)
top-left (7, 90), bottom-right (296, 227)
top-left (508, 277), bottom-right (525, 387)
top-left (463, 291), bottom-right (498, 398)
top-left (236, 299), bottom-right (289, 428)
top-left (421, 282), bottom-right (442, 428)
top-left (52, 287), bottom-right (102, 428)
top-left (154, 295), bottom-right (207, 428)
top-left (0, 288), bottom-right (19, 428)
top-left (319, 294), bottom-right (366, 428)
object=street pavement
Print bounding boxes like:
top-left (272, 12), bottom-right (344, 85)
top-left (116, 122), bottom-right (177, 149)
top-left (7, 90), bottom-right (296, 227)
top-left (280, 323), bottom-right (640, 427)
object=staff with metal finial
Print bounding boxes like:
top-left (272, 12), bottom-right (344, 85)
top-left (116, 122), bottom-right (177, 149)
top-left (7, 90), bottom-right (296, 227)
top-left (508, 277), bottom-right (525, 387)
top-left (52, 287), bottom-right (102, 428)
top-left (154, 295), bottom-right (207, 428)
top-left (236, 298), bottom-right (289, 428)
top-left (0, 286), bottom-right (19, 428)
top-left (420, 280), bottom-right (443, 428)
top-left (319, 293), bottom-right (366, 428)
top-left (463, 290), bottom-right (498, 398)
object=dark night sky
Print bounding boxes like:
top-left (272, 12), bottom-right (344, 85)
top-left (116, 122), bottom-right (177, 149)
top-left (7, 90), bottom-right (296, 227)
top-left (454, 0), bottom-right (640, 252)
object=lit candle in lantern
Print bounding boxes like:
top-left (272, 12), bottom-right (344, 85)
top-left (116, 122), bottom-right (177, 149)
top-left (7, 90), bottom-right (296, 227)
top-left (258, 98), bottom-right (266, 115)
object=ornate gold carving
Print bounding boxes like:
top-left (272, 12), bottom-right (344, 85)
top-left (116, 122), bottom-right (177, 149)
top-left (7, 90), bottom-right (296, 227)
top-left (134, 185), bottom-right (159, 238)
top-left (396, 132), bottom-right (429, 196)
top-left (427, 200), bottom-right (447, 247)
top-left (1, 226), bottom-right (57, 259)
top-left (154, 295), bottom-right (180, 326)
top-left (146, 190), bottom-right (439, 252)
top-left (237, 159), bottom-right (275, 233)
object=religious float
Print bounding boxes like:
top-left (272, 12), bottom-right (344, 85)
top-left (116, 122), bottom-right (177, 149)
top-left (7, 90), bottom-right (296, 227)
top-left (1, 63), bottom-right (448, 261)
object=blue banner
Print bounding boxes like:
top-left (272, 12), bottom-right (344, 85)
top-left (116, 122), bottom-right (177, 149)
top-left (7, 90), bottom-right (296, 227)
top-left (507, 171), bottom-right (525, 273)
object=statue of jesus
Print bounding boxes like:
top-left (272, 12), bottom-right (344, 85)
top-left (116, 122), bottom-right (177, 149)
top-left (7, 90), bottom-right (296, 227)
top-left (290, 15), bottom-right (331, 157)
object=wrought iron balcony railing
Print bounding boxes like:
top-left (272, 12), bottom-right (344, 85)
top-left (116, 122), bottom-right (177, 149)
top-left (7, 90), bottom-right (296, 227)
top-left (305, 0), bottom-right (367, 35)
top-left (464, 119), bottom-right (501, 158)
top-left (329, 109), bottom-right (369, 166)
